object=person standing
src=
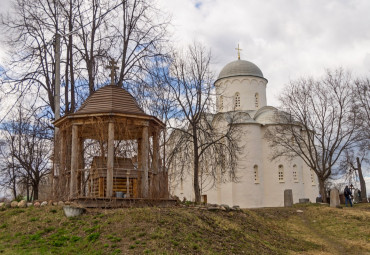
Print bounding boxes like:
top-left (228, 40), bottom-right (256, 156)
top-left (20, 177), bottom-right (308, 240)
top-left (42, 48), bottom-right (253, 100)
top-left (344, 185), bottom-right (353, 207)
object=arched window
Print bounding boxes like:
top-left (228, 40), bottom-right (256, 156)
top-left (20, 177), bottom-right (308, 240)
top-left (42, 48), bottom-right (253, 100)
top-left (255, 93), bottom-right (259, 108)
top-left (234, 92), bottom-right (240, 109)
top-left (254, 165), bottom-right (259, 183)
top-left (219, 95), bottom-right (223, 111)
top-left (293, 164), bottom-right (298, 182)
top-left (278, 165), bottom-right (284, 182)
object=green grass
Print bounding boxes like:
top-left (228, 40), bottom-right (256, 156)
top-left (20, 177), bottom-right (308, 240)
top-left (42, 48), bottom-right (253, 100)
top-left (0, 203), bottom-right (369, 254)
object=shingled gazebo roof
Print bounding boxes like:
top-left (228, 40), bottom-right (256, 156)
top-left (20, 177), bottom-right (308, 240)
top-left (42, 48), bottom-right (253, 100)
top-left (75, 85), bottom-right (146, 116)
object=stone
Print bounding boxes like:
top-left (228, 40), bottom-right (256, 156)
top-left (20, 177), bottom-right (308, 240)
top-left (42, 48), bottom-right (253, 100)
top-left (207, 207), bottom-right (219, 211)
top-left (11, 201), bottom-right (18, 208)
top-left (63, 206), bottom-right (86, 218)
top-left (232, 205), bottom-right (241, 211)
top-left (330, 188), bottom-right (340, 208)
top-left (299, 198), bottom-right (310, 203)
top-left (41, 201), bottom-right (48, 207)
top-left (48, 200), bottom-right (53, 205)
top-left (27, 203), bottom-right (33, 207)
top-left (296, 210), bottom-right (303, 213)
top-left (284, 189), bottom-right (293, 207)
top-left (0, 202), bottom-right (4, 208)
top-left (58, 201), bottom-right (64, 206)
top-left (52, 202), bottom-right (58, 206)
top-left (353, 189), bottom-right (360, 203)
top-left (64, 201), bottom-right (71, 205)
top-left (18, 200), bottom-right (27, 208)
top-left (220, 204), bottom-right (230, 210)
top-left (34, 202), bottom-right (41, 207)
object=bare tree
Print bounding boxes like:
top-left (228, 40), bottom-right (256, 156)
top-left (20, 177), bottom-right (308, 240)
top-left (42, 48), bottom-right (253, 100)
top-left (340, 149), bottom-right (368, 202)
top-left (265, 69), bottom-right (359, 202)
top-left (165, 43), bottom-right (241, 203)
top-left (0, 105), bottom-right (52, 201)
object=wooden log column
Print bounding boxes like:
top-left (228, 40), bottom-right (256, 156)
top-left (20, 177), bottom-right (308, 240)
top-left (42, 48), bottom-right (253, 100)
top-left (152, 130), bottom-right (159, 197)
top-left (70, 124), bottom-right (79, 198)
top-left (141, 125), bottom-right (149, 198)
top-left (107, 121), bottom-right (115, 197)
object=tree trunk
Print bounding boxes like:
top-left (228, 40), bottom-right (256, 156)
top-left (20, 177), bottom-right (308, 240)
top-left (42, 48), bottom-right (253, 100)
top-left (33, 183), bottom-right (39, 201)
top-left (356, 157), bottom-right (367, 202)
top-left (193, 127), bottom-right (201, 204)
top-left (318, 177), bottom-right (327, 203)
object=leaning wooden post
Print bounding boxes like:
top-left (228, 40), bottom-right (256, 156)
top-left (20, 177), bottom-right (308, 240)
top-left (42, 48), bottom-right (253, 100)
top-left (141, 125), bottom-right (149, 198)
top-left (107, 121), bottom-right (115, 197)
top-left (70, 124), bottom-right (79, 198)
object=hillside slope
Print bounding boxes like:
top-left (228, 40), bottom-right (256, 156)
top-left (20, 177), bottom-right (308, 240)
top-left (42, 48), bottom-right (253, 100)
top-left (0, 203), bottom-right (369, 254)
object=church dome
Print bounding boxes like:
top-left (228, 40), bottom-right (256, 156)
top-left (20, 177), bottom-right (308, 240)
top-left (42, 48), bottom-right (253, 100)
top-left (216, 59), bottom-right (265, 81)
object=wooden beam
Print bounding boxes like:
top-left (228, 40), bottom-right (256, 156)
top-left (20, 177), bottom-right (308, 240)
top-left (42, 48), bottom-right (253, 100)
top-left (70, 125), bottom-right (79, 198)
top-left (107, 121), bottom-right (114, 197)
top-left (141, 126), bottom-right (149, 198)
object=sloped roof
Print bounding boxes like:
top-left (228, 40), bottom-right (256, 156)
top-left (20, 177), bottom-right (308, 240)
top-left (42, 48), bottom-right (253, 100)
top-left (74, 85), bottom-right (146, 116)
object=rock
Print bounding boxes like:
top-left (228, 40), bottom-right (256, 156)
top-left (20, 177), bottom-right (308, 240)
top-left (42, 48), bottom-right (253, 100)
top-left (11, 201), bottom-right (18, 208)
top-left (41, 201), bottom-right (48, 207)
top-left (48, 200), bottom-right (53, 205)
top-left (27, 203), bottom-right (33, 207)
top-left (4, 202), bottom-right (11, 208)
top-left (34, 202), bottom-right (41, 207)
top-left (58, 201), bottom-right (64, 206)
top-left (52, 202), bottom-right (58, 206)
top-left (296, 210), bottom-right (303, 213)
top-left (64, 201), bottom-right (71, 205)
top-left (220, 204), bottom-right (230, 211)
top-left (207, 207), bottom-right (219, 211)
top-left (232, 205), bottom-right (241, 211)
top-left (220, 206), bottom-right (227, 211)
top-left (18, 200), bottom-right (27, 208)
top-left (63, 206), bottom-right (86, 218)
top-left (0, 202), bottom-right (4, 208)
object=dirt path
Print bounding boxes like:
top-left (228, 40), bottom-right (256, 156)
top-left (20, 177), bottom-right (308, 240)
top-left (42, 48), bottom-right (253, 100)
top-left (297, 211), bottom-right (349, 255)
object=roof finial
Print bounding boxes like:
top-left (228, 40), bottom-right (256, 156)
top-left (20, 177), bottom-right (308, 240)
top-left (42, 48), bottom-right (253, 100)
top-left (235, 43), bottom-right (242, 60)
top-left (106, 59), bottom-right (119, 85)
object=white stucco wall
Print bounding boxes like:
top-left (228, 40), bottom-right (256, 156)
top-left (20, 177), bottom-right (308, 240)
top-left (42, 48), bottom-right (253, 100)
top-left (216, 77), bottom-right (267, 112)
top-left (169, 72), bottom-right (319, 208)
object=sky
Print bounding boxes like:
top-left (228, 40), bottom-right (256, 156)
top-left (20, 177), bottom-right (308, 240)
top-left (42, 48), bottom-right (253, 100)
top-left (1, 0), bottom-right (370, 106)
top-left (0, 0), bottom-right (369, 196)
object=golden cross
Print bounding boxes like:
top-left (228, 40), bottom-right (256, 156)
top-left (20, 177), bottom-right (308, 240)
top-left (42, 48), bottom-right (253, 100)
top-left (235, 44), bottom-right (242, 60)
top-left (106, 59), bottom-right (119, 85)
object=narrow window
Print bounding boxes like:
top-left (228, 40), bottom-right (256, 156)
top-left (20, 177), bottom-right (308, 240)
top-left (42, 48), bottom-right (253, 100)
top-left (278, 165), bottom-right (284, 182)
top-left (254, 165), bottom-right (259, 183)
top-left (219, 95), bottom-right (223, 110)
top-left (255, 93), bottom-right (259, 108)
top-left (311, 169), bottom-right (315, 185)
top-left (293, 164), bottom-right (298, 182)
top-left (235, 92), bottom-right (240, 109)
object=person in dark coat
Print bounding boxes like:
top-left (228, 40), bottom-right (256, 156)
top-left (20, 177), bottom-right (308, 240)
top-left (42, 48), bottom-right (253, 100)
top-left (344, 185), bottom-right (353, 207)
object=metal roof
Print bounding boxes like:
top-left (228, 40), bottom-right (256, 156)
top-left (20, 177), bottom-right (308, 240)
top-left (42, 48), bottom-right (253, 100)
top-left (216, 59), bottom-right (265, 82)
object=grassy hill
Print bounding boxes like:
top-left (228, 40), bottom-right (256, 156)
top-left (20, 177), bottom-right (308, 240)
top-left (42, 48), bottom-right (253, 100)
top-left (0, 203), bottom-right (369, 254)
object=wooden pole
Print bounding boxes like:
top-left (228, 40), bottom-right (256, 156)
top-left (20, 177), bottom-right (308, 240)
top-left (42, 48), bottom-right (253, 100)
top-left (107, 121), bottom-right (114, 197)
top-left (70, 125), bottom-right (79, 198)
top-left (153, 130), bottom-right (159, 197)
top-left (52, 33), bottom-right (61, 199)
top-left (141, 125), bottom-right (149, 198)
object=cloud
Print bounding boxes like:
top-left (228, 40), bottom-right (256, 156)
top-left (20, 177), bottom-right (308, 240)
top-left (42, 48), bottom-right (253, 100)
top-left (157, 0), bottom-right (370, 106)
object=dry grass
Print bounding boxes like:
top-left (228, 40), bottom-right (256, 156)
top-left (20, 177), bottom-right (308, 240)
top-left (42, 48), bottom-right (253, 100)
top-left (0, 203), bottom-right (369, 254)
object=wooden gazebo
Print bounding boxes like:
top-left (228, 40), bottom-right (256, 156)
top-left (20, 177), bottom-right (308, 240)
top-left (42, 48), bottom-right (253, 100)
top-left (53, 84), bottom-right (169, 205)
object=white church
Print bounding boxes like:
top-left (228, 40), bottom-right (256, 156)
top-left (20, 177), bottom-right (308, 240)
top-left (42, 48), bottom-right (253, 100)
top-left (170, 54), bottom-right (319, 208)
